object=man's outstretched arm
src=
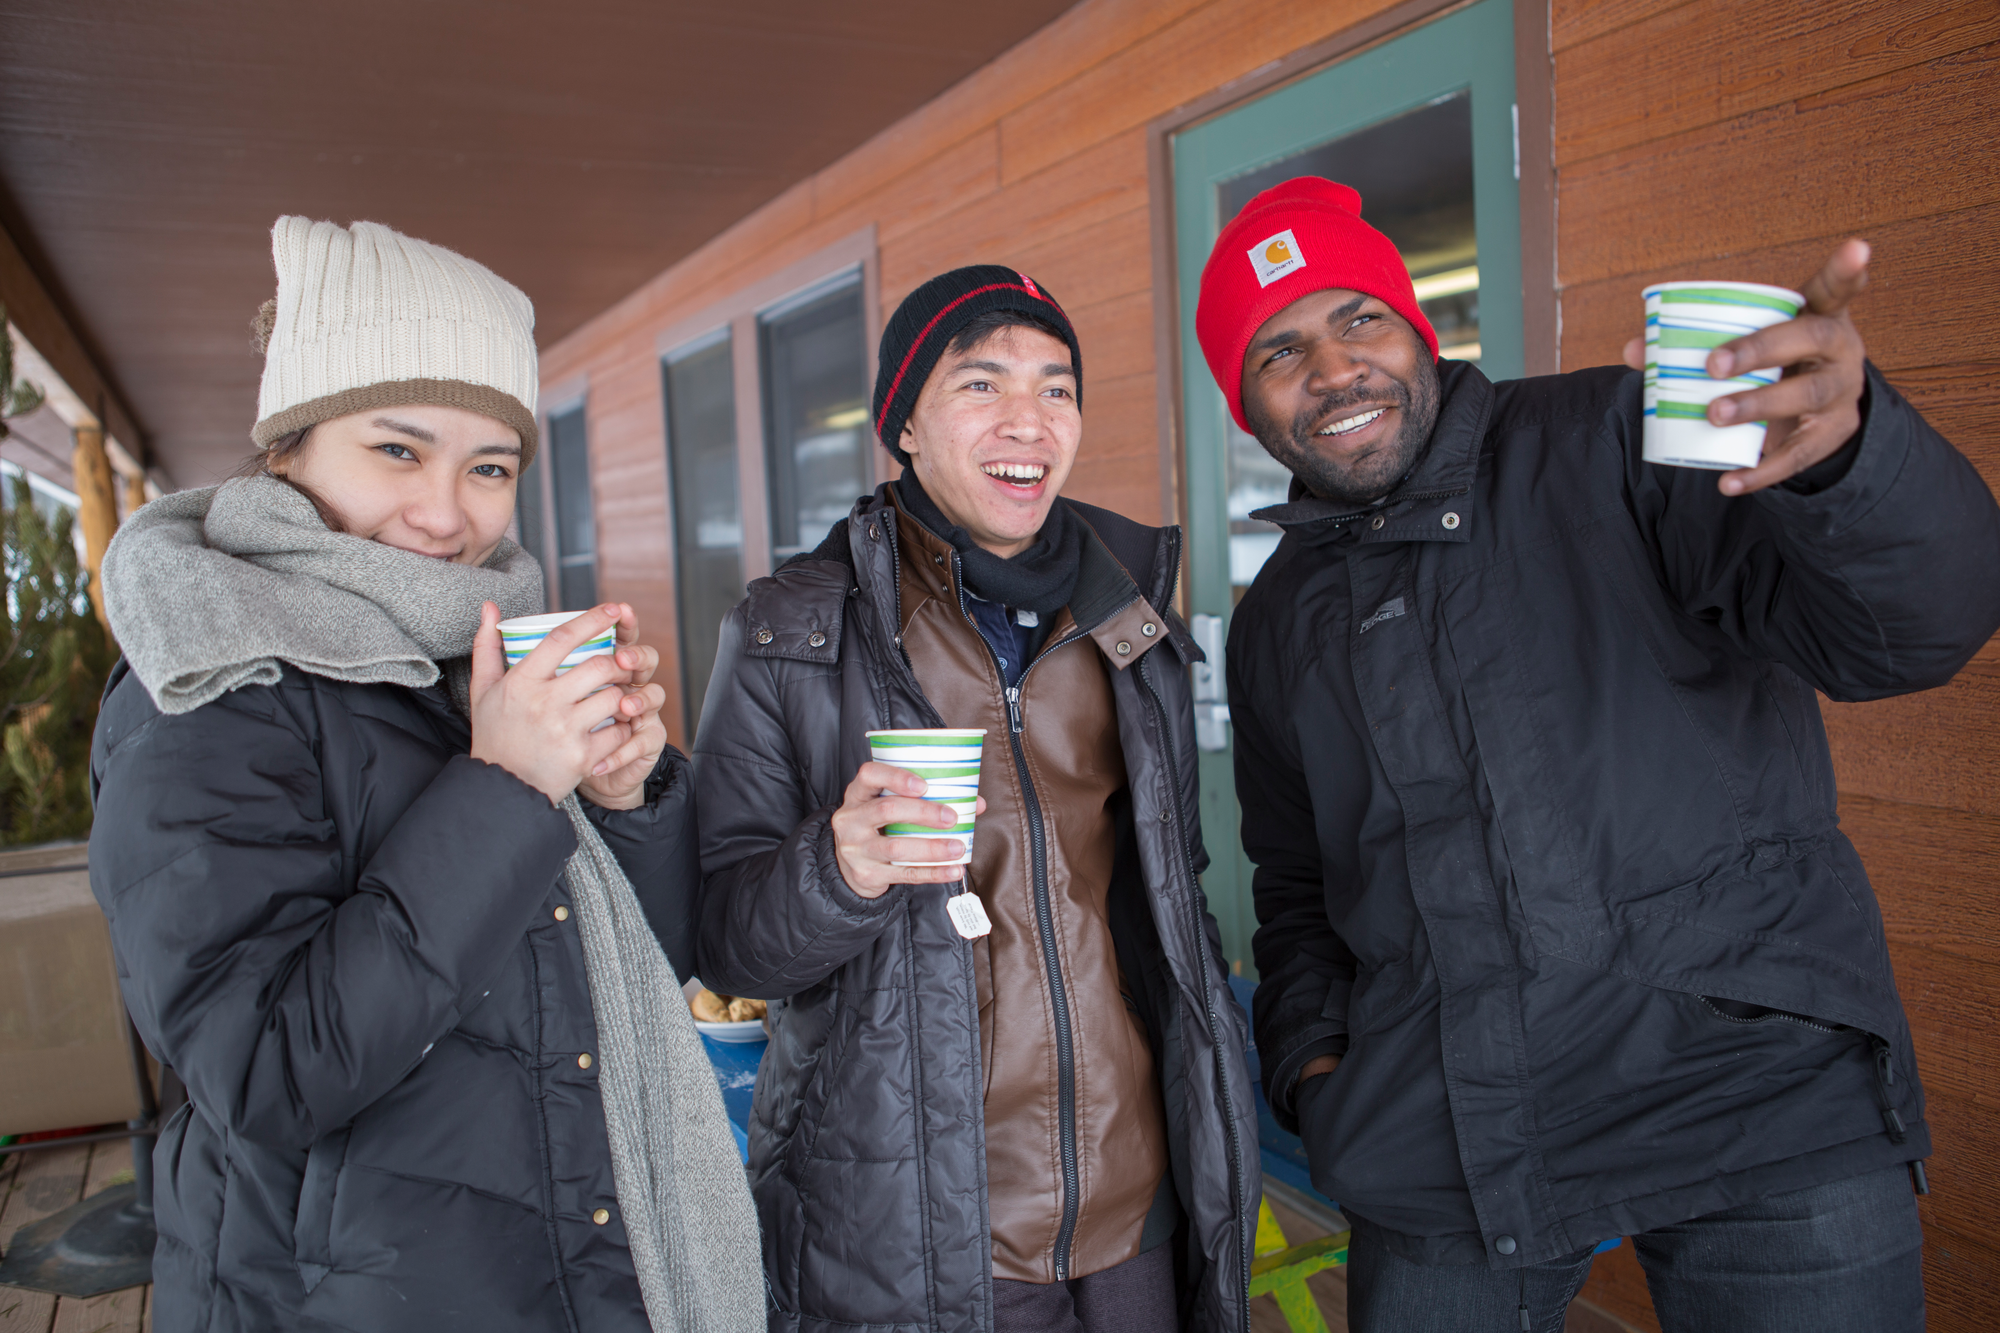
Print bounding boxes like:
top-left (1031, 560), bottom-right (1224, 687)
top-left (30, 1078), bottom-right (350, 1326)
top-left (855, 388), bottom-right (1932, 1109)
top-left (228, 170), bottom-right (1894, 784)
top-left (1628, 241), bottom-right (2000, 699)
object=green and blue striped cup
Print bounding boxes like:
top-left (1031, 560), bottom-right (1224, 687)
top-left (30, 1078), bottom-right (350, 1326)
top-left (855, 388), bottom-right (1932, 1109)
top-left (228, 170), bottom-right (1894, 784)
top-left (1643, 281), bottom-right (1805, 470)
top-left (866, 729), bottom-right (986, 867)
top-left (498, 611), bottom-right (617, 674)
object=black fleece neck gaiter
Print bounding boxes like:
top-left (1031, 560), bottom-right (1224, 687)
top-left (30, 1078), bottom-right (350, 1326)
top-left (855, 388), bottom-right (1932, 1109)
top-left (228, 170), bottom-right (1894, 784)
top-left (893, 472), bottom-right (1081, 616)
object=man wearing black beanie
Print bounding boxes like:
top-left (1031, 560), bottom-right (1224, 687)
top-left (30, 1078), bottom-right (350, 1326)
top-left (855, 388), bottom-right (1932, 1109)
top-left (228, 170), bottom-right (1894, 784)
top-left (693, 266), bottom-right (1256, 1333)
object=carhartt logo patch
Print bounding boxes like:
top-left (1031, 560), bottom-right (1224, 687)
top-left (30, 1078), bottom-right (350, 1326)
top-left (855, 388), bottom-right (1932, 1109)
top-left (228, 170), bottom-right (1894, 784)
top-left (1248, 229), bottom-right (1306, 287)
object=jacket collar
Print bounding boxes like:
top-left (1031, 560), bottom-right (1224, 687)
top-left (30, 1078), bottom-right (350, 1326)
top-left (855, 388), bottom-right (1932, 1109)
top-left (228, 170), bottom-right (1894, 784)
top-left (1249, 360), bottom-right (1494, 547)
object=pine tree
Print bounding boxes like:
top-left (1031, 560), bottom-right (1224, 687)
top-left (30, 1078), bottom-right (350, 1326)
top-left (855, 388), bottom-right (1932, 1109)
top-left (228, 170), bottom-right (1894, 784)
top-left (0, 475), bottom-right (112, 843)
top-left (0, 312), bottom-right (109, 843)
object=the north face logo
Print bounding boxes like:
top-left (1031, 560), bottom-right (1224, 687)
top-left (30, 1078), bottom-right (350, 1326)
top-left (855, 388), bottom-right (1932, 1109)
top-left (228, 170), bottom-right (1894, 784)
top-left (1248, 229), bottom-right (1306, 287)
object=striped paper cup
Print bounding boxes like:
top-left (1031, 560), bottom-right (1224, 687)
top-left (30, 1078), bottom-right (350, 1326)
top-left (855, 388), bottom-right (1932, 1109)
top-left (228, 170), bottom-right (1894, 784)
top-left (498, 611), bottom-right (617, 674)
top-left (867, 730), bottom-right (986, 866)
top-left (1642, 281), bottom-right (1805, 470)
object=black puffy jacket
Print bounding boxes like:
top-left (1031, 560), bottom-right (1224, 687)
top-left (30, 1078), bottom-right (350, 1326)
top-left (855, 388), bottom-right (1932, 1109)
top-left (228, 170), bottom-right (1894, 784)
top-left (692, 486), bottom-right (1257, 1333)
top-left (1235, 360), bottom-right (2000, 1268)
top-left (89, 661), bottom-right (701, 1332)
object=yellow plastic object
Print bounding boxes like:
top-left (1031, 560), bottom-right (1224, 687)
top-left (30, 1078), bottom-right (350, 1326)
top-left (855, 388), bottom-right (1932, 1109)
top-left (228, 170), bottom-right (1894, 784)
top-left (1249, 1195), bottom-right (1350, 1333)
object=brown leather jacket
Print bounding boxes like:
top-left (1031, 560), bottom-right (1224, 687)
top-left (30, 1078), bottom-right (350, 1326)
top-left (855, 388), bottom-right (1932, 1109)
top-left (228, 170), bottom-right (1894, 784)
top-left (893, 498), bottom-right (1170, 1283)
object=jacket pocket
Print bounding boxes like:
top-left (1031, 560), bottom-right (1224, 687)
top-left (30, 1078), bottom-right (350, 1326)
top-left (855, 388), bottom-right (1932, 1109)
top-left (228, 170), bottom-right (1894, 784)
top-left (1341, 959), bottom-right (1426, 1039)
top-left (782, 984), bottom-right (851, 1183)
top-left (293, 1126), bottom-right (351, 1294)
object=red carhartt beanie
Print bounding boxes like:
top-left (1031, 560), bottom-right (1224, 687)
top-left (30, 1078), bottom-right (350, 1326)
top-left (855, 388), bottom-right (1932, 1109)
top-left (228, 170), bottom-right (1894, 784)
top-left (1195, 177), bottom-right (1438, 432)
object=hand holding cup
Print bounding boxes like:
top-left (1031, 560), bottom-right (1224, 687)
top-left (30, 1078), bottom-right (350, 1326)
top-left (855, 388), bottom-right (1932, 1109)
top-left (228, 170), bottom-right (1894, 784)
top-left (574, 609), bottom-right (668, 811)
top-left (1623, 238), bottom-right (1871, 495)
top-left (468, 602), bottom-right (664, 806)
top-left (831, 761), bottom-right (988, 898)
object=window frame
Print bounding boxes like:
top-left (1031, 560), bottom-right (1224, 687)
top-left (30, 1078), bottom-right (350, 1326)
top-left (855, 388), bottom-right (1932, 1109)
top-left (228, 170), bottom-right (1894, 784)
top-left (653, 226), bottom-right (882, 588)
top-left (517, 379), bottom-right (585, 611)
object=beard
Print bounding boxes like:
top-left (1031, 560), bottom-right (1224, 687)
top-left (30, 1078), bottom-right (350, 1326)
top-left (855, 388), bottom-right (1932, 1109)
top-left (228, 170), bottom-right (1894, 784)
top-left (1244, 357), bottom-right (1442, 507)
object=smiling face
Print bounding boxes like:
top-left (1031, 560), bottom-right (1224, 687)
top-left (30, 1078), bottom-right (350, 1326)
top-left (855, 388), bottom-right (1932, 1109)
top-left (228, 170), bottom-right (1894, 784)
top-left (900, 323), bottom-right (1081, 558)
top-left (1239, 287), bottom-right (1441, 506)
top-left (270, 403), bottom-right (523, 564)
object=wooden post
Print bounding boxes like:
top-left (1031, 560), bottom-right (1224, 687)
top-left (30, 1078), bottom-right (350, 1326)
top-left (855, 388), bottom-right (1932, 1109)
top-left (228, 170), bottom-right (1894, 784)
top-left (71, 420), bottom-right (118, 635)
top-left (121, 469), bottom-right (147, 522)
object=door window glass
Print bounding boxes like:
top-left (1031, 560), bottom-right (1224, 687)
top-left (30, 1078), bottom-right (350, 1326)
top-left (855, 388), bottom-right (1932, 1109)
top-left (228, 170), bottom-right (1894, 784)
top-left (663, 333), bottom-right (743, 736)
top-left (547, 404), bottom-right (597, 610)
top-left (761, 278), bottom-right (870, 562)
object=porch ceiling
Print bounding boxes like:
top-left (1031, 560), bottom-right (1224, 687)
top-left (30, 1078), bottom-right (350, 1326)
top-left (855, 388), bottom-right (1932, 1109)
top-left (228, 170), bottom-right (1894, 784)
top-left (0, 0), bottom-right (1078, 487)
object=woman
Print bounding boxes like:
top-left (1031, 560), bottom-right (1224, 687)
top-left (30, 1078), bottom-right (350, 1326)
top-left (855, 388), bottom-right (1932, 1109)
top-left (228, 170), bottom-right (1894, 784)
top-left (89, 217), bottom-right (760, 1333)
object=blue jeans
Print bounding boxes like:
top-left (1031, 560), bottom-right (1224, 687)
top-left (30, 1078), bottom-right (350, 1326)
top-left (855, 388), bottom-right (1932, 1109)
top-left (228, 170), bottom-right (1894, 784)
top-left (1346, 1165), bottom-right (1925, 1333)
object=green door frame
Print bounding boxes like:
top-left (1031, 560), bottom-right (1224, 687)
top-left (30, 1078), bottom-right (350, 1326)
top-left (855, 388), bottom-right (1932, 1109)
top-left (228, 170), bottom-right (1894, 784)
top-left (1155, 0), bottom-right (1531, 975)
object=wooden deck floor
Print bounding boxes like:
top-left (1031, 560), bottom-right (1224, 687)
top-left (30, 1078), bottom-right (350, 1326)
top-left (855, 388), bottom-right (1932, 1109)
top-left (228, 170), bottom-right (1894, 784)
top-left (2, 1138), bottom-right (1638, 1333)
top-left (0, 1140), bottom-right (150, 1333)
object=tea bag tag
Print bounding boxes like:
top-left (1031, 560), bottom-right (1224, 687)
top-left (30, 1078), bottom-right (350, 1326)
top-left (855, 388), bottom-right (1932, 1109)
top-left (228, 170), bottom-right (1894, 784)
top-left (946, 892), bottom-right (992, 940)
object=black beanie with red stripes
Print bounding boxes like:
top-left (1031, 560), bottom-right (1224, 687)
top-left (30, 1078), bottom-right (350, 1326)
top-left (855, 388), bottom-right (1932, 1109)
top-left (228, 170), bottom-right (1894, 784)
top-left (873, 265), bottom-right (1083, 466)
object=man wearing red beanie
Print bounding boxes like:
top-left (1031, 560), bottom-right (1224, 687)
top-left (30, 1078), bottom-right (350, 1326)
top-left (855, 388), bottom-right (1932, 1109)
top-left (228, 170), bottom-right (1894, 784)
top-left (1200, 176), bottom-right (2000, 1331)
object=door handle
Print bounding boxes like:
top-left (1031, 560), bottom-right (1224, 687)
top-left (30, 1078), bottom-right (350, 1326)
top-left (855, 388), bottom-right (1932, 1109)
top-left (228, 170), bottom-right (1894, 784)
top-left (1191, 614), bottom-right (1230, 752)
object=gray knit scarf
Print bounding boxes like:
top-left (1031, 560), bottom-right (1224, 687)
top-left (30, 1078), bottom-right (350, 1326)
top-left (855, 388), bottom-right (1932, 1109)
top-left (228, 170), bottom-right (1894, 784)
top-left (101, 476), bottom-right (764, 1333)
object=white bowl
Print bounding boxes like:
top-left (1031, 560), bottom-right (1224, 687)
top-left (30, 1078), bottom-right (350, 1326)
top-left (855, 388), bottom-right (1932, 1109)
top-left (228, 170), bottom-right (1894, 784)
top-left (694, 1019), bottom-right (768, 1043)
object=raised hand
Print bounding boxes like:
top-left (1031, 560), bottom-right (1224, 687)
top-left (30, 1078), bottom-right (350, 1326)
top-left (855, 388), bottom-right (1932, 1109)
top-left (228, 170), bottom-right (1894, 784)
top-left (1624, 238), bottom-right (1871, 495)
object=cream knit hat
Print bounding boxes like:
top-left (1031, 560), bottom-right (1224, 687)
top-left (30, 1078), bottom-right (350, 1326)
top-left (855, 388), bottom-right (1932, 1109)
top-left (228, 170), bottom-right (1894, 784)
top-left (252, 217), bottom-right (540, 464)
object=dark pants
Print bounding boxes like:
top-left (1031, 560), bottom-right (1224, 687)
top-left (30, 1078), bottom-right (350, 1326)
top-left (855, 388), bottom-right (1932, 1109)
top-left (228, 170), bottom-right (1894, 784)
top-left (1347, 1165), bottom-right (1925, 1333)
top-left (992, 1245), bottom-right (1179, 1333)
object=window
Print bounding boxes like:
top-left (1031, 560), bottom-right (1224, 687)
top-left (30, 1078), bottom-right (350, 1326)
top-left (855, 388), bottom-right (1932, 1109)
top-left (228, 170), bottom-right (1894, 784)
top-left (652, 229), bottom-right (878, 734)
top-left (546, 402), bottom-right (597, 610)
top-left (761, 277), bottom-right (871, 562)
top-left (663, 332), bottom-right (743, 736)
top-left (514, 452), bottom-right (548, 573)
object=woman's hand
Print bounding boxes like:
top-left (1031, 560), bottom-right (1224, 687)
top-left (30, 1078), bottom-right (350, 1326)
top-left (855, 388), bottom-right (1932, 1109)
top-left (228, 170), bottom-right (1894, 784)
top-left (829, 761), bottom-right (987, 898)
top-left (467, 602), bottom-right (652, 806)
top-left (576, 607), bottom-right (669, 811)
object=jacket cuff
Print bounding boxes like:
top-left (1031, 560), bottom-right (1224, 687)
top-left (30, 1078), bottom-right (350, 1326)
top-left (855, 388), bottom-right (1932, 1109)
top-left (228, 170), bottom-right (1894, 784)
top-left (1753, 361), bottom-right (1906, 534)
top-left (811, 809), bottom-right (907, 918)
top-left (1264, 1023), bottom-right (1349, 1134)
top-left (1780, 376), bottom-right (1868, 494)
top-left (581, 748), bottom-right (686, 838)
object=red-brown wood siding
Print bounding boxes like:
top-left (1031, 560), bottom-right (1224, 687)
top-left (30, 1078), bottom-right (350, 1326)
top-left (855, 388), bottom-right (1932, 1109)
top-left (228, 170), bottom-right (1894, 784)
top-left (1555, 2), bottom-right (2000, 1328)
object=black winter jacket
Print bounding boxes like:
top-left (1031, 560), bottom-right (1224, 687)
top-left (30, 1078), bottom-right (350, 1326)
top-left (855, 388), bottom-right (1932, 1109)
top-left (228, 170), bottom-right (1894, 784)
top-left (1234, 361), bottom-right (2000, 1268)
top-left (89, 662), bottom-right (701, 1332)
top-left (692, 486), bottom-right (1258, 1333)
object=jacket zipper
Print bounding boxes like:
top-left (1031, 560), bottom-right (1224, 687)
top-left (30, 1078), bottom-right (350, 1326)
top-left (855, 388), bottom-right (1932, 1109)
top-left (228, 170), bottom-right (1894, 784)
top-left (1135, 650), bottom-right (1252, 1333)
top-left (949, 557), bottom-right (1088, 1281)
top-left (1871, 1036), bottom-right (1910, 1145)
top-left (1695, 995), bottom-right (1840, 1034)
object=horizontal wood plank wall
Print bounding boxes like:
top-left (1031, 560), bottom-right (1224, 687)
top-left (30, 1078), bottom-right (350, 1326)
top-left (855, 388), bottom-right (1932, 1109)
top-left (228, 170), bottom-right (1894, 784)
top-left (1553, 2), bottom-right (2000, 1329)
top-left (537, 0), bottom-right (1420, 747)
